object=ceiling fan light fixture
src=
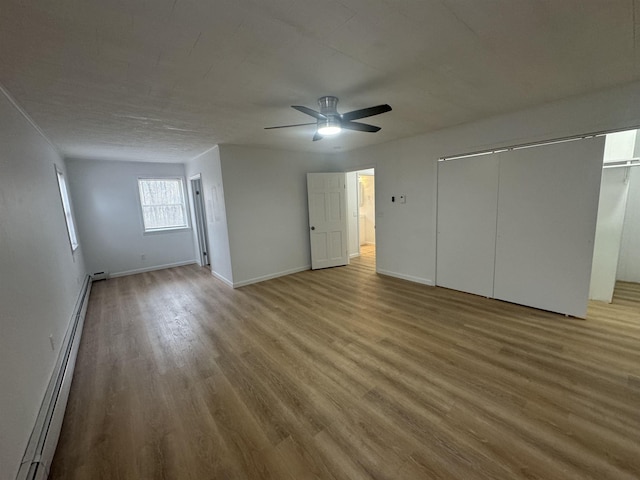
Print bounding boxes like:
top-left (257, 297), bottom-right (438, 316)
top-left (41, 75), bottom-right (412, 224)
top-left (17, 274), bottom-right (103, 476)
top-left (317, 117), bottom-right (341, 136)
top-left (317, 125), bottom-right (341, 136)
top-left (264, 96), bottom-right (391, 141)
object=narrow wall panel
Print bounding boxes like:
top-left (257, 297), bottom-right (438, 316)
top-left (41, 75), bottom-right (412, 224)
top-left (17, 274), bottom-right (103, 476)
top-left (617, 167), bottom-right (640, 282)
top-left (589, 168), bottom-right (630, 302)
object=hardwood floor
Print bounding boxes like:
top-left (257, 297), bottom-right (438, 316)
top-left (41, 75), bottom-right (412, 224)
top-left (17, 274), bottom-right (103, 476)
top-left (50, 255), bottom-right (640, 480)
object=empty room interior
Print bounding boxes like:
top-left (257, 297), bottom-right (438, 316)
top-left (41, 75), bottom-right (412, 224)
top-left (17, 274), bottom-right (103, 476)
top-left (2, 2), bottom-right (640, 479)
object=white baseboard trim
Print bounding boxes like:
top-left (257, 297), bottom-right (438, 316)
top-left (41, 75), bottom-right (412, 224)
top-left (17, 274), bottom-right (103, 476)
top-left (212, 270), bottom-right (233, 287)
top-left (17, 275), bottom-right (92, 480)
top-left (110, 260), bottom-right (197, 278)
top-left (349, 253), bottom-right (360, 258)
top-left (233, 265), bottom-right (311, 288)
top-left (377, 269), bottom-right (434, 286)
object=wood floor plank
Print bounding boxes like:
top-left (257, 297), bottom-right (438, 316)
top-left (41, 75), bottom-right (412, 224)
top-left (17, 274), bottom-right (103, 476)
top-left (50, 249), bottom-right (640, 479)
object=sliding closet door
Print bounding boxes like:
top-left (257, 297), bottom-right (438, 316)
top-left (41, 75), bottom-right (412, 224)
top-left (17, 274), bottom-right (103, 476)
top-left (493, 137), bottom-right (605, 318)
top-left (437, 155), bottom-right (499, 297)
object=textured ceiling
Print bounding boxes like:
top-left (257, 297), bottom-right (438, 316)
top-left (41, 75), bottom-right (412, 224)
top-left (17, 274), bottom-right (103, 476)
top-left (1, 0), bottom-right (639, 162)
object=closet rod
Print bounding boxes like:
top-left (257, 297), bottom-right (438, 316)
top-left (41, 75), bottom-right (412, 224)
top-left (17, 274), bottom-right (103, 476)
top-left (603, 160), bottom-right (640, 169)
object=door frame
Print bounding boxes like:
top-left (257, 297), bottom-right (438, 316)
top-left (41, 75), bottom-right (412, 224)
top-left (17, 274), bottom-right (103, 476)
top-left (346, 166), bottom-right (376, 260)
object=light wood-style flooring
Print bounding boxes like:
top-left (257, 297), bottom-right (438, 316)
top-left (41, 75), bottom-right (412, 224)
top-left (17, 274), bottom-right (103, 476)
top-left (50, 254), bottom-right (640, 479)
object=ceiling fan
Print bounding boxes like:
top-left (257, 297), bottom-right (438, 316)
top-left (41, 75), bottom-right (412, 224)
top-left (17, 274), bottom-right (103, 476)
top-left (265, 96), bottom-right (392, 141)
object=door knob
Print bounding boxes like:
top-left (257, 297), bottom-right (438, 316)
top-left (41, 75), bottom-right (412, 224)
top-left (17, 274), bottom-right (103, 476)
top-left (311, 226), bottom-right (315, 230)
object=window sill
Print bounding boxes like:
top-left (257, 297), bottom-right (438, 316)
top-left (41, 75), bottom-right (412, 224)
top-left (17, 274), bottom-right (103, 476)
top-left (143, 227), bottom-right (192, 236)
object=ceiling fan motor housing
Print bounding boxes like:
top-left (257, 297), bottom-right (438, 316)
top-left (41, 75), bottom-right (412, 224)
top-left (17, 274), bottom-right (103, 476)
top-left (317, 96), bottom-right (341, 134)
top-left (318, 96), bottom-right (339, 115)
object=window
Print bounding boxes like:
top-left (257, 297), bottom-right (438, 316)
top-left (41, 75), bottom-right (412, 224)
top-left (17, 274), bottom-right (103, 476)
top-left (137, 178), bottom-right (189, 232)
top-left (55, 166), bottom-right (79, 251)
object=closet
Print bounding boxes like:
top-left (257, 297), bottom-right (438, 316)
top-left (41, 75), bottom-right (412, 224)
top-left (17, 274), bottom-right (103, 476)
top-left (436, 136), bottom-right (605, 318)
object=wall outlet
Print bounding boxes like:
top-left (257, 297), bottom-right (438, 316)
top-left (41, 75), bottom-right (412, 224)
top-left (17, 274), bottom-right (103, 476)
top-left (49, 335), bottom-right (55, 351)
top-left (399, 194), bottom-right (406, 204)
top-left (141, 254), bottom-right (146, 261)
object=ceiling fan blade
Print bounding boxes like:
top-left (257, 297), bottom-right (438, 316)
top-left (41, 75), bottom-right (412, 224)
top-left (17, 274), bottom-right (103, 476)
top-left (264, 122), bottom-right (316, 130)
top-left (341, 121), bottom-right (381, 133)
top-left (292, 105), bottom-right (327, 120)
top-left (312, 132), bottom-right (323, 141)
top-left (341, 104), bottom-right (391, 121)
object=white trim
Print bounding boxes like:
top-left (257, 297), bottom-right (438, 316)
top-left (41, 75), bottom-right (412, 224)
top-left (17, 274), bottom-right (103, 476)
top-left (0, 82), bottom-right (62, 156)
top-left (142, 226), bottom-right (191, 236)
top-left (344, 163), bottom-right (377, 173)
top-left (110, 260), bottom-right (197, 278)
top-left (349, 252), bottom-right (361, 259)
top-left (188, 144), bottom-right (219, 163)
top-left (54, 165), bottom-right (80, 252)
top-left (232, 265), bottom-right (311, 288)
top-left (212, 271), bottom-right (234, 287)
top-left (377, 269), bottom-right (434, 286)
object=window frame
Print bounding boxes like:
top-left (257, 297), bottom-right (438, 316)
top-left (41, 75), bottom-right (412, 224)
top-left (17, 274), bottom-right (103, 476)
top-left (54, 165), bottom-right (79, 252)
top-left (137, 176), bottom-right (190, 234)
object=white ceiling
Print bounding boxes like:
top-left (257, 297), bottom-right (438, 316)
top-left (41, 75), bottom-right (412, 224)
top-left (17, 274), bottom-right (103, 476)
top-left (1, 0), bottom-right (639, 162)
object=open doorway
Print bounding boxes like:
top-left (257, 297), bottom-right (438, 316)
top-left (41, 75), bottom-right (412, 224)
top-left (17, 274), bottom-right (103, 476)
top-left (190, 174), bottom-right (210, 267)
top-left (346, 168), bottom-right (376, 264)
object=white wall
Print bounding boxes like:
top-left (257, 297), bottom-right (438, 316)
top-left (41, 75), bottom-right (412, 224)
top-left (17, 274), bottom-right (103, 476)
top-left (218, 145), bottom-right (337, 286)
top-left (590, 131), bottom-right (637, 302)
top-left (603, 130), bottom-right (637, 162)
top-left (338, 81), bottom-right (640, 287)
top-left (346, 171), bottom-right (359, 256)
top-left (185, 146), bottom-right (234, 285)
top-left (0, 88), bottom-right (87, 480)
top-left (617, 166), bottom-right (640, 282)
top-left (339, 134), bottom-right (438, 285)
top-left (65, 159), bottom-right (196, 277)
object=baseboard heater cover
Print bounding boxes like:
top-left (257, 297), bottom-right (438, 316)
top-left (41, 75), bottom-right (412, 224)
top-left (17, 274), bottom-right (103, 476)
top-left (16, 275), bottom-right (92, 480)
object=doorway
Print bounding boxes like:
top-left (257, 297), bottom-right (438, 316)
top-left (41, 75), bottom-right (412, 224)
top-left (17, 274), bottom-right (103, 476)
top-left (190, 175), bottom-right (210, 267)
top-left (347, 168), bottom-right (376, 263)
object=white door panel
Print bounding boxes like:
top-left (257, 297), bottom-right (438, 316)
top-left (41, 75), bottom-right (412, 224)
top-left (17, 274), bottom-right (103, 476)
top-left (307, 173), bottom-right (348, 269)
top-left (493, 137), bottom-right (605, 318)
top-left (437, 155), bottom-right (499, 297)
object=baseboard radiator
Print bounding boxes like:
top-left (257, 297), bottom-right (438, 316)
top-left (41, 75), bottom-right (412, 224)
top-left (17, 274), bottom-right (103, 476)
top-left (16, 275), bottom-right (92, 480)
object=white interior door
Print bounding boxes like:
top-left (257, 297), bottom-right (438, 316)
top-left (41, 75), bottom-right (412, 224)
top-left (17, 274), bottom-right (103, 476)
top-left (307, 173), bottom-right (348, 270)
top-left (493, 137), bottom-right (605, 318)
top-left (437, 155), bottom-right (499, 297)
